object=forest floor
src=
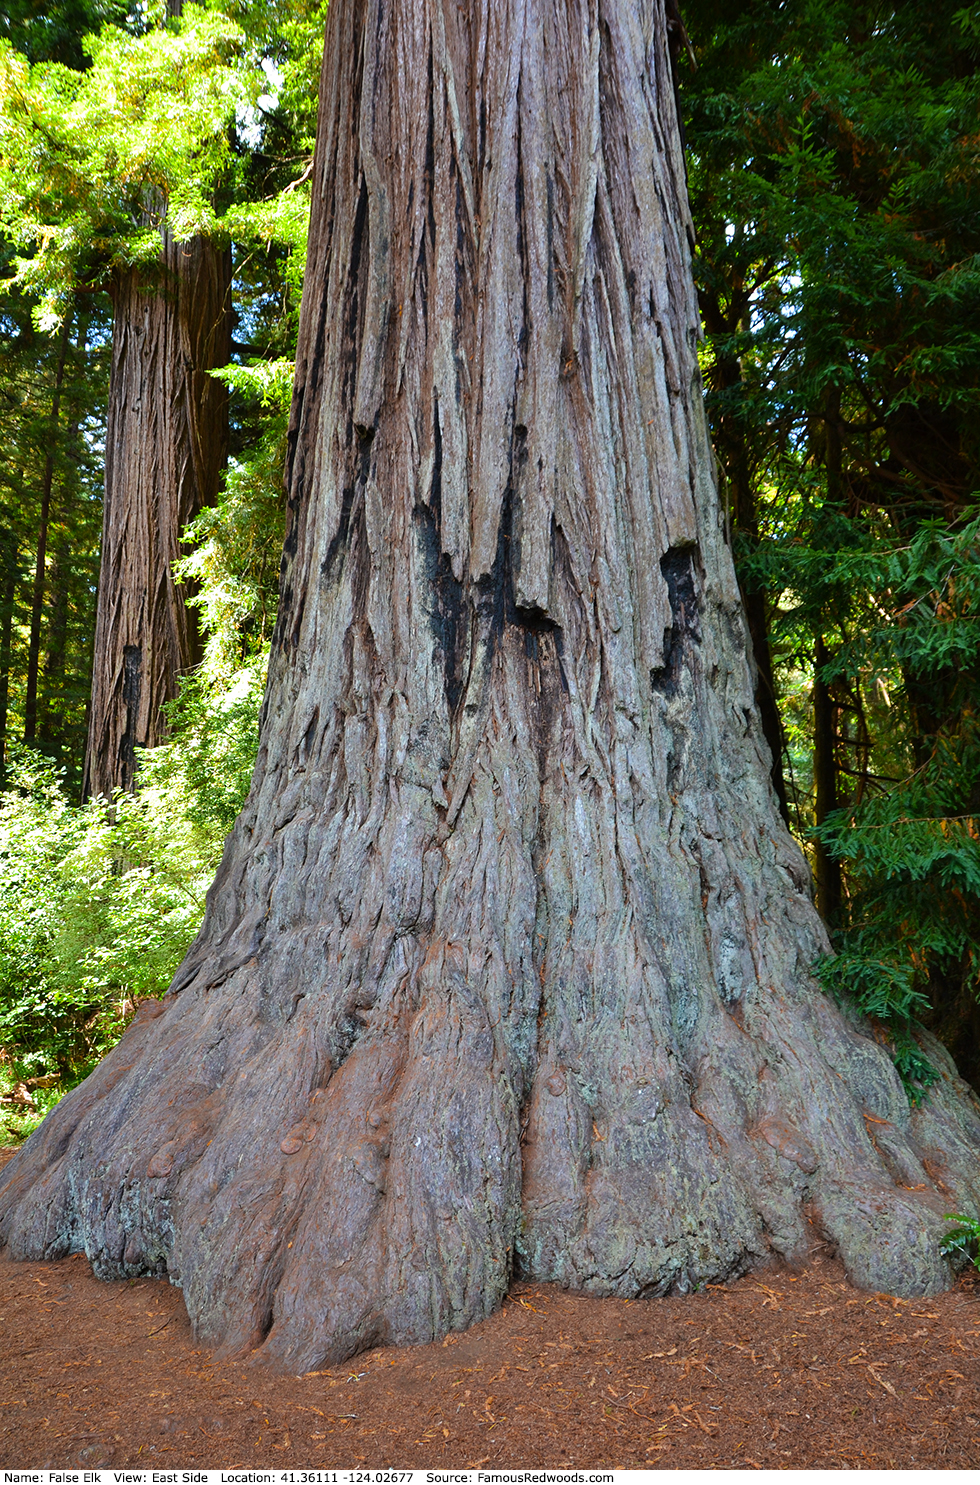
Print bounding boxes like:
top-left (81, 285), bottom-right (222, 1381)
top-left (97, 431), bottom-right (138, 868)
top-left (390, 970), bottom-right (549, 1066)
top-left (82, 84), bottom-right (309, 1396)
top-left (1, 1146), bottom-right (979, 1471)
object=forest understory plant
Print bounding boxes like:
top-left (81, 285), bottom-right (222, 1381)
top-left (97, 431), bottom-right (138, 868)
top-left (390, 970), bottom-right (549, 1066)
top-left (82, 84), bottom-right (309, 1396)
top-left (0, 665), bottom-right (263, 1131)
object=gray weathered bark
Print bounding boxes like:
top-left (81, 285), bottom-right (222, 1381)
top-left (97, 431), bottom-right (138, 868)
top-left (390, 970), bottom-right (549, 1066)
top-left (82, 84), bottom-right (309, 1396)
top-left (82, 231), bottom-right (231, 799)
top-left (3, 0), bottom-right (979, 1371)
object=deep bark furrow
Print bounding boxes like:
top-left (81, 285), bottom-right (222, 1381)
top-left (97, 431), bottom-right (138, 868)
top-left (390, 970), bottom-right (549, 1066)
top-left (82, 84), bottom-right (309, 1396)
top-left (4, 0), bottom-right (980, 1371)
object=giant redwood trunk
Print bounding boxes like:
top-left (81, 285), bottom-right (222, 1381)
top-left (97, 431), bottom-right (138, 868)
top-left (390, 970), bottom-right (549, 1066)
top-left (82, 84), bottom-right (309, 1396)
top-left (3, 0), bottom-right (980, 1369)
top-left (82, 231), bottom-right (231, 799)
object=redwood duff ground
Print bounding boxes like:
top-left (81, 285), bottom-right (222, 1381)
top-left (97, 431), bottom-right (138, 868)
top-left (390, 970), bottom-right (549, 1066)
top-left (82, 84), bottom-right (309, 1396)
top-left (2, 1159), bottom-right (978, 1472)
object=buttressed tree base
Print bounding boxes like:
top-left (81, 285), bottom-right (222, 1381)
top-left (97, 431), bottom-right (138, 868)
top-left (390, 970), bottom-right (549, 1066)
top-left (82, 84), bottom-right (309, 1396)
top-left (3, 0), bottom-right (979, 1371)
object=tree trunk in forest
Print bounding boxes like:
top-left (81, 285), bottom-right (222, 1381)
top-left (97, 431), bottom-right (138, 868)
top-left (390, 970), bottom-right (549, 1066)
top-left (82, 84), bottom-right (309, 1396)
top-left (36, 527), bottom-right (71, 760)
top-left (698, 299), bottom-right (789, 824)
top-left (39, 315), bottom-right (88, 764)
top-left (0, 531), bottom-right (17, 783)
top-left (813, 634), bottom-right (842, 924)
top-left (82, 233), bottom-right (231, 799)
top-left (742, 576), bottom-right (789, 820)
top-left (4, 0), bottom-right (980, 1370)
top-left (813, 385), bottom-right (845, 920)
top-left (22, 315), bottom-right (70, 746)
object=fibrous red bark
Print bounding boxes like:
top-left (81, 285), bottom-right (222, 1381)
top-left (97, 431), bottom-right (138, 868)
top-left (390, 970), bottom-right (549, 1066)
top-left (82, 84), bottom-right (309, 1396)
top-left (82, 231), bottom-right (231, 799)
top-left (3, 0), bottom-right (979, 1371)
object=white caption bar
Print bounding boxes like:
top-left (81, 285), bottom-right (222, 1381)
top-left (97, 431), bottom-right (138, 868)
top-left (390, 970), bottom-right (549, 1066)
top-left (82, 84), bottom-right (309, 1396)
top-left (2, 1473), bottom-right (632, 1485)
top-left (0, 1469), bottom-right (915, 1485)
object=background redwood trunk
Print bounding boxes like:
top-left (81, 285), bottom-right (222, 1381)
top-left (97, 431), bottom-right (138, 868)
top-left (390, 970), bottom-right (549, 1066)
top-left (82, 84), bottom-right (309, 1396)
top-left (0, 529), bottom-right (17, 783)
top-left (813, 633), bottom-right (843, 923)
top-left (82, 232), bottom-right (231, 799)
top-left (3, 0), bottom-right (979, 1371)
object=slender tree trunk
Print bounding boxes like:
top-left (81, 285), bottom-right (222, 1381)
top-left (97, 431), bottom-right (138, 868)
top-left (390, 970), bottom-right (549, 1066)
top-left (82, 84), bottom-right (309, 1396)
top-left (4, 0), bottom-right (980, 1370)
top-left (699, 299), bottom-right (789, 823)
top-left (814, 383), bottom-right (845, 921)
top-left (743, 579), bottom-right (789, 819)
top-left (721, 437), bottom-right (789, 825)
top-left (22, 316), bottom-right (70, 746)
top-left (812, 634), bottom-right (842, 923)
top-left (0, 532), bottom-right (17, 783)
top-left (38, 315), bottom-right (88, 764)
top-left (36, 528), bottom-right (70, 759)
top-left (82, 232), bottom-right (231, 799)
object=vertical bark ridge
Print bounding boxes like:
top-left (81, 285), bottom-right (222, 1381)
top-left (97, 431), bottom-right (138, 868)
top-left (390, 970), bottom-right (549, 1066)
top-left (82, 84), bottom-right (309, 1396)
top-left (4, 0), bottom-right (980, 1372)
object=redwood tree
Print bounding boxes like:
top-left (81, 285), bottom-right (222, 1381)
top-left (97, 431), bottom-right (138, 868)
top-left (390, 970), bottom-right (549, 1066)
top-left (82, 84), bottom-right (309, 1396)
top-left (3, 0), bottom-right (980, 1370)
top-left (83, 232), bottom-right (231, 799)
top-left (0, 5), bottom-right (243, 797)
top-left (82, 0), bottom-right (233, 800)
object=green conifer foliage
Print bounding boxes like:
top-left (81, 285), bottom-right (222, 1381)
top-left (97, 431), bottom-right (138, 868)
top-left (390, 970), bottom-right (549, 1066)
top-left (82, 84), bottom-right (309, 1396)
top-left (0, 6), bottom-right (250, 326)
top-left (681, 0), bottom-right (980, 1092)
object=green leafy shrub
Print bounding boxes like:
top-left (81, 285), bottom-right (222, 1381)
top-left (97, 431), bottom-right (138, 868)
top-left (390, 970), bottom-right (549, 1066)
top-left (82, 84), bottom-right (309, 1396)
top-left (0, 663), bottom-right (263, 1129)
top-left (155, 660), bottom-right (266, 832)
top-left (0, 1068), bottom-right (71, 1145)
top-left (175, 359), bottom-right (291, 683)
top-left (737, 503), bottom-right (980, 1100)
